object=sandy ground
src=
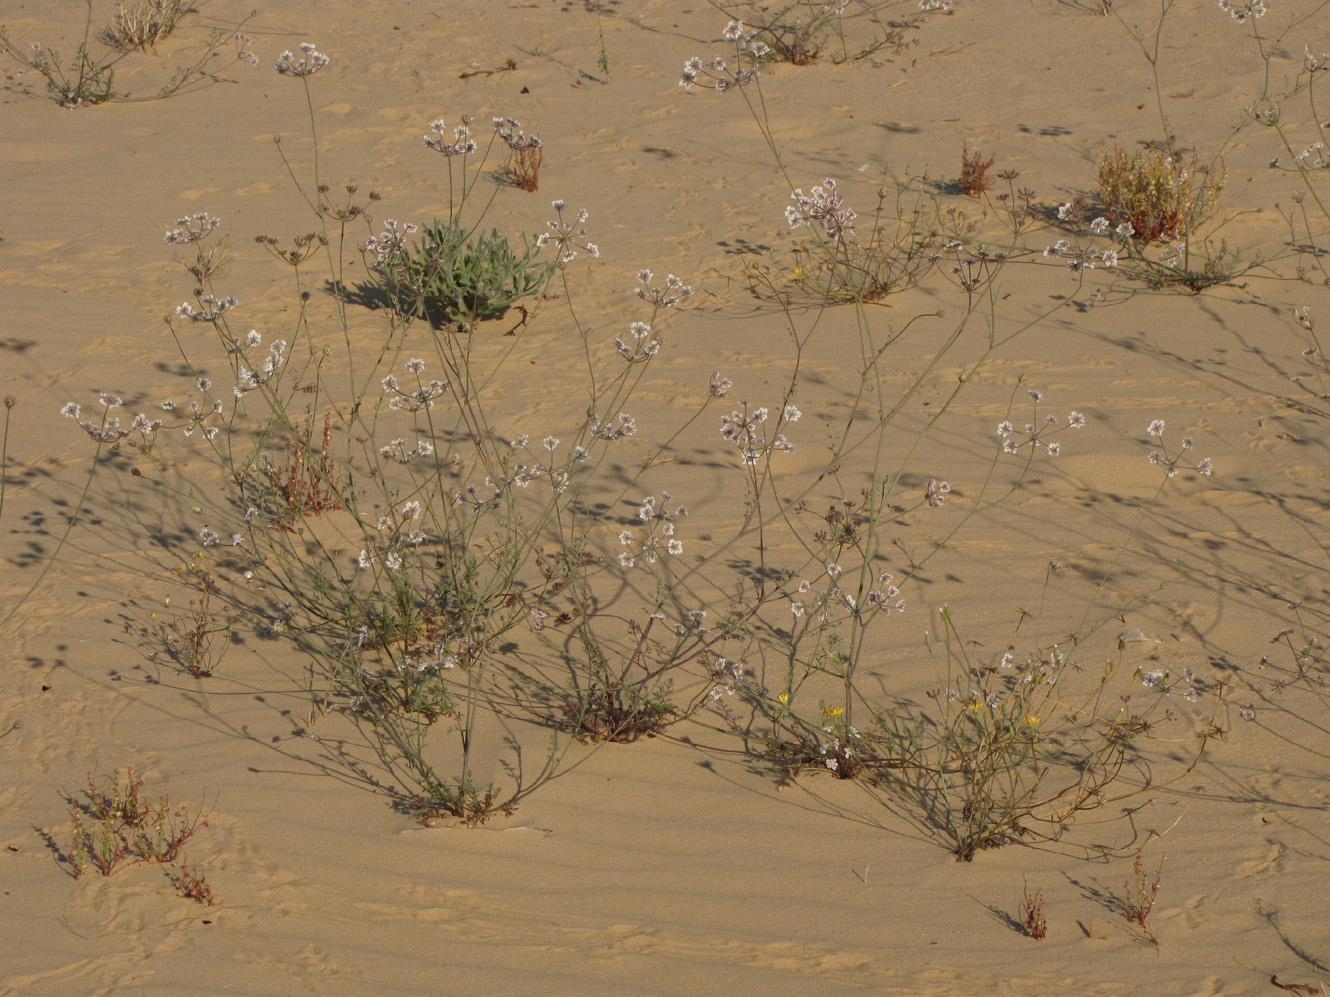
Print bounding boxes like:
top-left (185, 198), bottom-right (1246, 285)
top-left (2, 0), bottom-right (1330, 993)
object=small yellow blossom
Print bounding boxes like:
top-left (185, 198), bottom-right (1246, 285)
top-left (777, 692), bottom-right (790, 705)
top-left (824, 705), bottom-right (844, 719)
top-left (1025, 714), bottom-right (1041, 727)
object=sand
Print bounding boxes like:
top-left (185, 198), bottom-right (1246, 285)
top-left (1, 0), bottom-right (1329, 993)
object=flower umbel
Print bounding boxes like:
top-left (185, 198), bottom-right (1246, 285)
top-left (537, 201), bottom-right (598, 267)
top-left (164, 213), bottom-right (221, 245)
top-left (996, 390), bottom-right (1085, 457)
top-left (786, 178), bottom-right (857, 245)
top-left (720, 401), bottom-right (796, 465)
top-left (634, 268), bottom-right (694, 308)
top-left (423, 118), bottom-right (477, 157)
top-left (1145, 420), bottom-right (1214, 478)
top-left (276, 42), bottom-right (329, 77)
top-left (678, 21), bottom-right (768, 92)
top-left (1218, 0), bottom-right (1266, 21)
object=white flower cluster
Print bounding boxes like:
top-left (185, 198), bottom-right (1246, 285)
top-left (360, 219), bottom-right (418, 266)
top-left (357, 500), bottom-right (428, 571)
top-left (1145, 419), bottom-right (1214, 477)
top-left (588, 410), bottom-right (637, 441)
top-left (493, 116), bottom-right (541, 152)
top-left (62, 385), bottom-right (222, 449)
top-left (997, 390), bottom-right (1085, 457)
top-left (679, 21), bottom-right (767, 92)
top-left (276, 42), bottom-right (329, 77)
top-left (537, 201), bottom-right (598, 267)
top-left (175, 294), bottom-right (237, 323)
top-left (615, 321), bottom-right (661, 363)
top-left (1142, 665), bottom-right (1199, 702)
top-left (790, 568), bottom-right (904, 621)
top-left (786, 178), bottom-right (856, 245)
top-left (1217, 0), bottom-right (1266, 22)
top-left (634, 269), bottom-right (693, 308)
top-left (617, 492), bottom-right (687, 568)
top-left (234, 337), bottom-right (288, 399)
top-left (720, 402), bottom-right (799, 465)
top-left (382, 359), bottom-right (449, 413)
top-left (164, 212), bottom-right (221, 245)
top-left (423, 119), bottom-right (476, 157)
top-left (493, 433), bottom-right (587, 493)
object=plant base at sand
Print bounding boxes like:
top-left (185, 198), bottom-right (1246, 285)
top-left (1132, 237), bottom-right (1264, 293)
top-left (3, 33), bottom-right (119, 107)
top-left (408, 773), bottom-right (514, 826)
top-left (759, 607), bottom-right (1221, 861)
top-left (559, 682), bottom-right (678, 744)
top-left (773, 174), bottom-right (937, 304)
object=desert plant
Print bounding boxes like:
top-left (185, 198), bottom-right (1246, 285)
top-left (68, 807), bottom-right (130, 877)
top-left (261, 414), bottom-right (347, 528)
top-left (765, 601), bottom-right (1219, 860)
top-left (985, 169), bottom-right (1039, 239)
top-left (1123, 845), bottom-right (1163, 945)
top-left (749, 403), bottom-right (1220, 860)
top-left (59, 11), bottom-right (1228, 856)
top-left (527, 505), bottom-right (754, 744)
top-left (959, 144), bottom-right (996, 196)
top-left (7, 33), bottom-right (120, 107)
top-left (102, 0), bottom-right (188, 51)
top-left (1097, 145), bottom-right (1226, 244)
top-left (171, 862), bottom-right (216, 905)
top-left (717, 1), bottom-right (921, 65)
top-left (777, 173), bottom-right (938, 303)
top-left (95, 52), bottom-right (646, 823)
top-left (742, 0), bottom-right (842, 65)
top-left (67, 769), bottom-right (210, 878)
top-left (1047, 200), bottom-right (1263, 293)
top-left (0, 1), bottom-right (256, 108)
top-left (1245, 611), bottom-right (1330, 714)
top-left (494, 116), bottom-right (543, 191)
top-left (674, 21), bottom-right (1224, 863)
top-left (148, 551), bottom-right (244, 678)
top-left (1259, 33), bottom-right (1330, 287)
top-left (368, 218), bottom-right (553, 328)
top-left (1082, 1), bottom-right (1307, 294)
top-left (1022, 877), bottom-right (1048, 939)
top-left (85, 767), bottom-right (152, 827)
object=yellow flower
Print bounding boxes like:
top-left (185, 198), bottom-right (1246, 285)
top-left (824, 705), bottom-right (844, 719)
top-left (777, 692), bottom-right (790, 705)
top-left (1025, 714), bottom-right (1041, 727)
